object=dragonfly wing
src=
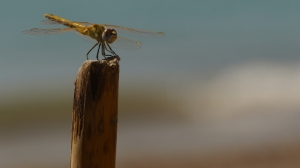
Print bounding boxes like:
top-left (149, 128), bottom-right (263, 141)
top-left (77, 33), bottom-right (97, 44)
top-left (111, 36), bottom-right (142, 50)
top-left (72, 22), bottom-right (92, 26)
top-left (40, 20), bottom-right (60, 25)
top-left (41, 20), bottom-right (93, 26)
top-left (104, 24), bottom-right (165, 38)
top-left (22, 28), bottom-right (76, 35)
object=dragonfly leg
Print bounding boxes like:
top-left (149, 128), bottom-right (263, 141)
top-left (101, 43), bottom-right (107, 57)
top-left (96, 43), bottom-right (102, 60)
top-left (86, 42), bottom-right (99, 60)
top-left (101, 43), bottom-right (112, 58)
top-left (101, 42), bottom-right (115, 58)
top-left (105, 43), bottom-right (117, 56)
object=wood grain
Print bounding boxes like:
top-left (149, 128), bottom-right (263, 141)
top-left (70, 56), bottom-right (120, 168)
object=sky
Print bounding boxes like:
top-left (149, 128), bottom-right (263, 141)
top-left (1, 0), bottom-right (300, 98)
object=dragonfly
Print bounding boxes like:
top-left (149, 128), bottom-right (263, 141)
top-left (23, 14), bottom-right (165, 60)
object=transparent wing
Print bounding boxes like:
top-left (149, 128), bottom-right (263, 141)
top-left (40, 20), bottom-right (60, 25)
top-left (40, 20), bottom-right (165, 37)
top-left (78, 33), bottom-right (97, 43)
top-left (66, 22), bottom-right (165, 37)
top-left (110, 36), bottom-right (142, 50)
top-left (104, 24), bottom-right (165, 38)
top-left (72, 22), bottom-right (92, 26)
top-left (76, 34), bottom-right (141, 50)
top-left (41, 20), bottom-right (93, 26)
top-left (22, 27), bottom-right (76, 35)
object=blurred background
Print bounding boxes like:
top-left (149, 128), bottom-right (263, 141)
top-left (1, 0), bottom-right (300, 167)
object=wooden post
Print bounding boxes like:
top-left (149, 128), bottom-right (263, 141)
top-left (70, 56), bottom-right (120, 168)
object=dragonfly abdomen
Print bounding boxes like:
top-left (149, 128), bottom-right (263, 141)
top-left (44, 14), bottom-right (85, 29)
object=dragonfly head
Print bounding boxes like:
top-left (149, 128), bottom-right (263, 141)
top-left (102, 29), bottom-right (117, 44)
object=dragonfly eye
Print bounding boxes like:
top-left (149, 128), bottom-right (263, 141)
top-left (102, 29), bottom-right (117, 43)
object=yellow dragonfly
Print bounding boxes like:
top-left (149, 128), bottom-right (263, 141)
top-left (23, 14), bottom-right (165, 60)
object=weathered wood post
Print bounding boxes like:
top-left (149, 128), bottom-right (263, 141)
top-left (70, 56), bottom-right (120, 168)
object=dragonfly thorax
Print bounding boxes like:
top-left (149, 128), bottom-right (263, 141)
top-left (102, 29), bottom-right (117, 44)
